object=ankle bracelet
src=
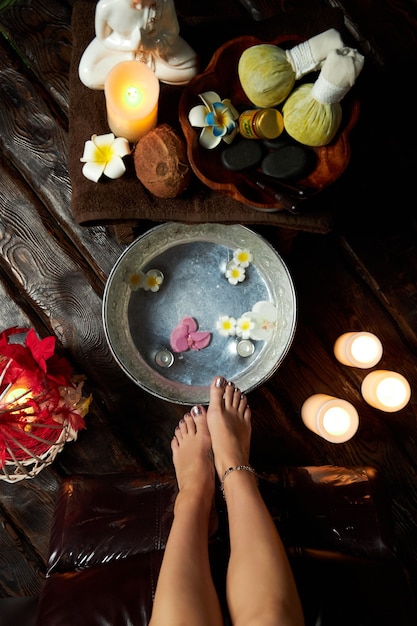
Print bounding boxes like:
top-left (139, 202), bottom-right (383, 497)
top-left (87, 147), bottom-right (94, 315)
top-left (220, 465), bottom-right (258, 499)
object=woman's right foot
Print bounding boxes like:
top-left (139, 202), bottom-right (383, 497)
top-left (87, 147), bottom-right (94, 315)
top-left (206, 376), bottom-right (252, 481)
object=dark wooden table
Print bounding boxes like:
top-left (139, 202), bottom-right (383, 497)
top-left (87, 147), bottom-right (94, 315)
top-left (1, 0), bottom-right (417, 619)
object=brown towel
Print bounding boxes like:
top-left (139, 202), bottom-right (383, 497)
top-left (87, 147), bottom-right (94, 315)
top-left (69, 0), bottom-right (346, 232)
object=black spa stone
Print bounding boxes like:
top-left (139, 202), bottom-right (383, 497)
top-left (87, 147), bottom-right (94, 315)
top-left (262, 133), bottom-right (291, 150)
top-left (261, 144), bottom-right (312, 181)
top-left (221, 139), bottom-right (263, 171)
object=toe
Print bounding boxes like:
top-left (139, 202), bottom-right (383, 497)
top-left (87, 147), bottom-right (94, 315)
top-left (177, 416), bottom-right (188, 437)
top-left (243, 404), bottom-right (251, 422)
top-left (237, 392), bottom-right (247, 413)
top-left (210, 376), bottom-right (227, 407)
top-left (183, 412), bottom-right (196, 434)
top-left (232, 387), bottom-right (243, 408)
top-left (191, 405), bottom-right (209, 432)
top-left (171, 435), bottom-right (179, 452)
top-left (224, 380), bottom-right (236, 408)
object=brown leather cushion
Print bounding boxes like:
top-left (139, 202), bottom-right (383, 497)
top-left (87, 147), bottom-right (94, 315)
top-left (35, 467), bottom-right (416, 626)
top-left (46, 472), bottom-right (177, 575)
top-left (36, 553), bottom-right (163, 626)
top-left (259, 465), bottom-right (396, 560)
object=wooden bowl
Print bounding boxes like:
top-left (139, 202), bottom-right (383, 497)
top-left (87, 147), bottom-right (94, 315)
top-left (179, 35), bottom-right (360, 211)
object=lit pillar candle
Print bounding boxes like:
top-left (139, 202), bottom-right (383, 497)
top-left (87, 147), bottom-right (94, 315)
top-left (301, 394), bottom-right (359, 443)
top-left (104, 61), bottom-right (159, 143)
top-left (361, 370), bottom-right (411, 412)
top-left (334, 331), bottom-right (383, 368)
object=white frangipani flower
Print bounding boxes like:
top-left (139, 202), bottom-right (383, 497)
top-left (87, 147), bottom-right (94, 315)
top-left (216, 315), bottom-right (237, 337)
top-left (233, 248), bottom-right (253, 268)
top-left (236, 316), bottom-right (255, 339)
top-left (80, 133), bottom-right (130, 182)
top-left (143, 269), bottom-right (164, 292)
top-left (128, 271), bottom-right (145, 291)
top-left (188, 91), bottom-right (239, 149)
top-left (225, 264), bottom-right (246, 285)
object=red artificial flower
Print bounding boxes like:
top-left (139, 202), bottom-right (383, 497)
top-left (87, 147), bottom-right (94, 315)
top-left (0, 327), bottom-right (73, 392)
top-left (0, 327), bottom-right (90, 470)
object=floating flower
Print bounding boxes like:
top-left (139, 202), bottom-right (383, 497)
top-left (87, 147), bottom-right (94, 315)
top-left (226, 264), bottom-right (246, 285)
top-left (128, 271), bottom-right (145, 291)
top-left (188, 91), bottom-right (239, 149)
top-left (236, 316), bottom-right (255, 339)
top-left (233, 248), bottom-right (253, 268)
top-left (216, 315), bottom-right (237, 337)
top-left (170, 317), bottom-right (211, 352)
top-left (143, 269), bottom-right (164, 292)
top-left (80, 133), bottom-right (130, 182)
top-left (240, 301), bottom-right (278, 341)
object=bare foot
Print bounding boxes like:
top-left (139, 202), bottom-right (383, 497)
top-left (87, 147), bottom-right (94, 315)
top-left (171, 407), bottom-right (215, 509)
top-left (206, 376), bottom-right (252, 481)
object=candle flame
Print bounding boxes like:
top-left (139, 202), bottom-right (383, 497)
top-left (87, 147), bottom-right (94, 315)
top-left (125, 85), bottom-right (143, 106)
top-left (376, 377), bottom-right (408, 408)
top-left (322, 406), bottom-right (351, 436)
top-left (351, 335), bottom-right (380, 363)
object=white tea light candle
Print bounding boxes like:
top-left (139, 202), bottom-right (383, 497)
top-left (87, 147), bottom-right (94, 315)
top-left (334, 331), bottom-right (383, 368)
top-left (104, 61), bottom-right (159, 143)
top-left (237, 340), bottom-right (255, 357)
top-left (301, 394), bottom-right (359, 443)
top-left (361, 370), bottom-right (411, 412)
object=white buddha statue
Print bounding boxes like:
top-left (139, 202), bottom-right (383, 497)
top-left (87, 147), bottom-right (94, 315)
top-left (79, 0), bottom-right (199, 89)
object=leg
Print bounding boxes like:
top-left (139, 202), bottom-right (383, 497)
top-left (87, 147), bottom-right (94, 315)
top-left (149, 408), bottom-right (224, 626)
top-left (207, 377), bottom-right (305, 626)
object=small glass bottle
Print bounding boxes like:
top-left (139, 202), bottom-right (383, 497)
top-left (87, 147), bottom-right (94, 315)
top-left (238, 108), bottom-right (284, 140)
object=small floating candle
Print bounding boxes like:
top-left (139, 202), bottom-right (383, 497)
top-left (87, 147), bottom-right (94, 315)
top-left (237, 340), bottom-right (255, 357)
top-left (155, 349), bottom-right (174, 368)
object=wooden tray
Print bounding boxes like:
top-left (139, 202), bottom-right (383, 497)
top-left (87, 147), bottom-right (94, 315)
top-left (179, 35), bottom-right (360, 212)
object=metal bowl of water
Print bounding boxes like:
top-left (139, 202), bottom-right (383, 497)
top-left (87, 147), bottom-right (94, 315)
top-left (103, 222), bottom-right (297, 404)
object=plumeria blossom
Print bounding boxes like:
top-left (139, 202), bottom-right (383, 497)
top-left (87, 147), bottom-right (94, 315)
top-left (80, 133), bottom-right (130, 182)
top-left (128, 271), bottom-right (145, 291)
top-left (236, 316), bottom-right (255, 339)
top-left (170, 317), bottom-right (211, 352)
top-left (216, 315), bottom-right (237, 337)
top-left (143, 269), bottom-right (164, 292)
top-left (233, 248), bottom-right (253, 268)
top-left (240, 301), bottom-right (278, 341)
top-left (188, 91), bottom-right (239, 149)
top-left (225, 263), bottom-right (246, 285)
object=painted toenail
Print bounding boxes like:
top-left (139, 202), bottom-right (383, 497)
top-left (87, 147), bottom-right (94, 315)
top-left (191, 405), bottom-right (202, 416)
top-left (227, 381), bottom-right (234, 386)
top-left (215, 376), bottom-right (226, 388)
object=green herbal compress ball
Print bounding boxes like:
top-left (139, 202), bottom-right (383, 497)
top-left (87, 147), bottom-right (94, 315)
top-left (238, 44), bottom-right (295, 108)
top-left (282, 83), bottom-right (343, 146)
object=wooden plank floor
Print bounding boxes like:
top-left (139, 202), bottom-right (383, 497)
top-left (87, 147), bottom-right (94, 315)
top-left (0, 0), bottom-right (417, 618)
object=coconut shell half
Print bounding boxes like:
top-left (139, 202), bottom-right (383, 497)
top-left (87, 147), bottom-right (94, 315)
top-left (134, 123), bottom-right (193, 198)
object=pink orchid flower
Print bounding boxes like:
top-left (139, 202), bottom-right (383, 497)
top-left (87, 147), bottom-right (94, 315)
top-left (170, 317), bottom-right (211, 353)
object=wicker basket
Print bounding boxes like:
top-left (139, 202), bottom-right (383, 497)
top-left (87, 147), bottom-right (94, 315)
top-left (0, 419), bottom-right (77, 483)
